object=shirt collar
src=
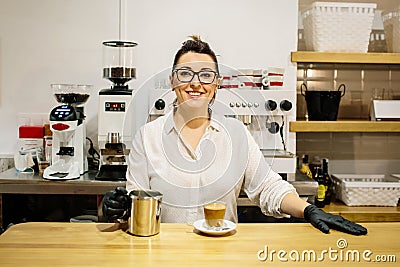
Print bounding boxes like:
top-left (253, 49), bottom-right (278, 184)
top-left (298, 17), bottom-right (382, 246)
top-left (163, 111), bottom-right (175, 134)
top-left (163, 110), bottom-right (225, 134)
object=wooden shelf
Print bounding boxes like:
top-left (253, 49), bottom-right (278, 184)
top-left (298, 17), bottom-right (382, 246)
top-left (290, 120), bottom-right (400, 132)
top-left (291, 51), bottom-right (400, 64)
top-left (323, 201), bottom-right (400, 222)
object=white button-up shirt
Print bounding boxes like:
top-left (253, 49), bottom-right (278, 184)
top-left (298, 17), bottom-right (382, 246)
top-left (126, 111), bottom-right (296, 223)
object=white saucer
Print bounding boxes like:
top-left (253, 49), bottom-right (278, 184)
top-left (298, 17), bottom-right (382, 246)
top-left (42, 176), bottom-right (80, 181)
top-left (193, 219), bottom-right (236, 236)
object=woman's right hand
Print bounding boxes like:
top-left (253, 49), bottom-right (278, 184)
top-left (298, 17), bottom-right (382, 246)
top-left (102, 187), bottom-right (130, 221)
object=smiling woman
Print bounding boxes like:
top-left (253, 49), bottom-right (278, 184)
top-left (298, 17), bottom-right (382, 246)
top-left (102, 36), bottom-right (368, 236)
top-left (171, 52), bottom-right (219, 106)
top-left (167, 36), bottom-right (222, 151)
top-left (170, 36), bottom-right (219, 107)
top-left (170, 52), bottom-right (220, 131)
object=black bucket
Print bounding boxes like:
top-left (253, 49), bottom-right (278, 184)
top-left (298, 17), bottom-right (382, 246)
top-left (301, 83), bottom-right (345, 121)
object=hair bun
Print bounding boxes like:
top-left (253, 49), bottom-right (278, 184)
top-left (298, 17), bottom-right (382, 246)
top-left (173, 34), bottom-right (219, 73)
top-left (188, 35), bottom-right (201, 42)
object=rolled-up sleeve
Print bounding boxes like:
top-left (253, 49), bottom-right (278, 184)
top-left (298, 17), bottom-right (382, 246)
top-left (242, 129), bottom-right (297, 218)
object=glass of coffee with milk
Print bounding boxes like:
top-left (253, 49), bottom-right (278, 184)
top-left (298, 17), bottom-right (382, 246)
top-left (203, 202), bottom-right (226, 230)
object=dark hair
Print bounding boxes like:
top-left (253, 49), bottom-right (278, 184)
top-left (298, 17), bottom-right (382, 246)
top-left (172, 35), bottom-right (219, 73)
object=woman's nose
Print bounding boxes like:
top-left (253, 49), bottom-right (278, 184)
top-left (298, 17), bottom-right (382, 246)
top-left (190, 75), bottom-right (201, 88)
top-left (190, 73), bottom-right (202, 85)
top-left (190, 81), bottom-right (202, 90)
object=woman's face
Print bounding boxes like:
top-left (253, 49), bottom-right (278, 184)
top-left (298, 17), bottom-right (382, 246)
top-left (170, 52), bottom-right (219, 107)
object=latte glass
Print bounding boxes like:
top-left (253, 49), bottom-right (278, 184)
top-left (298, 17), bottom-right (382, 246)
top-left (203, 202), bottom-right (226, 230)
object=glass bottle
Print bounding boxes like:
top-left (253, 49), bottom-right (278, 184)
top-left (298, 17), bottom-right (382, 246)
top-left (322, 158), bottom-right (333, 205)
top-left (314, 167), bottom-right (326, 208)
top-left (300, 154), bottom-right (313, 179)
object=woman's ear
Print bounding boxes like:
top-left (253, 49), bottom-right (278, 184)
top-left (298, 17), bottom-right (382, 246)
top-left (169, 74), bottom-right (174, 91)
top-left (216, 75), bottom-right (222, 89)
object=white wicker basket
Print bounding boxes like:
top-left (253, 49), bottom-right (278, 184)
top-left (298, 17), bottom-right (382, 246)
top-left (302, 2), bottom-right (376, 52)
top-left (332, 174), bottom-right (400, 206)
top-left (382, 7), bottom-right (400, 52)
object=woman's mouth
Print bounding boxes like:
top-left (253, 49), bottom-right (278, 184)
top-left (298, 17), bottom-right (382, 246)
top-left (186, 91), bottom-right (203, 98)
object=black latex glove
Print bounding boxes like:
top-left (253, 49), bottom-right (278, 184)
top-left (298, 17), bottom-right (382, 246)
top-left (102, 187), bottom-right (130, 221)
top-left (304, 204), bottom-right (367, 235)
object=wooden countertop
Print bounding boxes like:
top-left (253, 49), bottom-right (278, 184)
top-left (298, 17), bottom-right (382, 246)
top-left (0, 222), bottom-right (399, 266)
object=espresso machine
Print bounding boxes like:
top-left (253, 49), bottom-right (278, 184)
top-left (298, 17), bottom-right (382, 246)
top-left (95, 41), bottom-right (138, 181)
top-left (43, 84), bottom-right (91, 180)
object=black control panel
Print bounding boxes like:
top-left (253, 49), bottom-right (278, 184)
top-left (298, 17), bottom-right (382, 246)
top-left (50, 105), bottom-right (77, 121)
top-left (105, 102), bottom-right (125, 112)
top-left (56, 147), bottom-right (74, 156)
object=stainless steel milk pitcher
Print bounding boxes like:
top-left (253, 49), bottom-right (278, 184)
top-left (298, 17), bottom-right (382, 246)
top-left (128, 190), bottom-right (162, 236)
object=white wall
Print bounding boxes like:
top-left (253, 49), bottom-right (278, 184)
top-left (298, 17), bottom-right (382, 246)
top-left (0, 0), bottom-right (298, 156)
top-left (126, 0), bottom-right (298, 88)
top-left (0, 0), bottom-right (119, 156)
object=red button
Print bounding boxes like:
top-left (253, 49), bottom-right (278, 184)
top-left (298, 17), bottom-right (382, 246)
top-left (52, 123), bottom-right (70, 131)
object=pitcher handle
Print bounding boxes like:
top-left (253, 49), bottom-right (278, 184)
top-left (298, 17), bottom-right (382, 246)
top-left (120, 200), bottom-right (131, 222)
top-left (300, 83), bottom-right (308, 97)
top-left (156, 199), bottom-right (162, 218)
top-left (338, 84), bottom-right (346, 97)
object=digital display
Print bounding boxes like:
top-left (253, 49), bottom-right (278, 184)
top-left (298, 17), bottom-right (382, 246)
top-left (51, 105), bottom-right (73, 120)
top-left (105, 102), bottom-right (125, 112)
top-left (56, 105), bottom-right (72, 112)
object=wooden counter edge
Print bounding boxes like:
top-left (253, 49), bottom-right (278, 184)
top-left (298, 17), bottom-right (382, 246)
top-left (289, 120), bottom-right (400, 133)
top-left (291, 51), bottom-right (400, 64)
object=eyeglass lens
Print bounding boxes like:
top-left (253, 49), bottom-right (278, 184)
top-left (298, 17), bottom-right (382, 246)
top-left (176, 69), bottom-right (216, 84)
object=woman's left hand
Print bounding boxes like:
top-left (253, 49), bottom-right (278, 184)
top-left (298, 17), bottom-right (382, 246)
top-left (304, 205), bottom-right (368, 235)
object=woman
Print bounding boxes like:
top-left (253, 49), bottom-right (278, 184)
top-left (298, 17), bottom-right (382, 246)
top-left (103, 36), bottom-right (367, 235)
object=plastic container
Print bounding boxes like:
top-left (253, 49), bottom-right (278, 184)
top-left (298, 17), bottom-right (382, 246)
top-left (332, 174), bottom-right (400, 206)
top-left (302, 2), bottom-right (376, 52)
top-left (301, 83), bottom-right (345, 121)
top-left (382, 7), bottom-right (400, 52)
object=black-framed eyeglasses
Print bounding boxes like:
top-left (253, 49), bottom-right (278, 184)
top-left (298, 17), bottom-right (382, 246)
top-left (173, 68), bottom-right (218, 84)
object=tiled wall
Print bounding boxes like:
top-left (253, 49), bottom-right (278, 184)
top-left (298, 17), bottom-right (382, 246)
top-left (296, 64), bottom-right (400, 120)
top-left (297, 132), bottom-right (400, 160)
top-left (296, 64), bottom-right (400, 173)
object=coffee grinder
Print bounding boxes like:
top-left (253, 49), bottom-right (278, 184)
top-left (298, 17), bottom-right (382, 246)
top-left (43, 84), bottom-right (91, 180)
top-left (95, 41), bottom-right (138, 181)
